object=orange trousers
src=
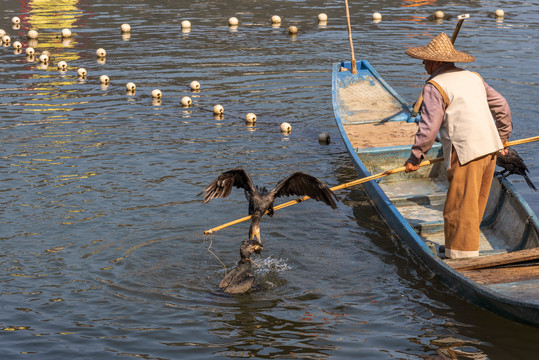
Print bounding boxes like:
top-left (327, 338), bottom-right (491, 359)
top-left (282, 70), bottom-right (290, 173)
top-left (444, 150), bottom-right (497, 259)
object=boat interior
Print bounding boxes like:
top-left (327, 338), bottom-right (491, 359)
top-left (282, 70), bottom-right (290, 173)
top-left (350, 121), bottom-right (539, 294)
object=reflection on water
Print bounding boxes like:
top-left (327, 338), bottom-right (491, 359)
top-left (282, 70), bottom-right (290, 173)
top-left (1, 0), bottom-right (538, 358)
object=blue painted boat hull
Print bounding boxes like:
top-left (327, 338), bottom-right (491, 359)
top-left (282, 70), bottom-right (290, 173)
top-left (333, 60), bottom-right (539, 327)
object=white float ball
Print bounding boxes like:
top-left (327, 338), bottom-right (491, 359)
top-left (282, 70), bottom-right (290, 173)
top-left (318, 132), bottom-right (331, 144)
top-left (77, 68), bottom-right (87, 77)
top-left (288, 26), bottom-right (298, 35)
top-left (42, 50), bottom-right (50, 57)
top-left (228, 17), bottom-right (239, 26)
top-left (495, 9), bottom-right (505, 18)
top-left (213, 104), bottom-right (224, 115)
top-left (26, 47), bottom-right (35, 56)
top-left (27, 30), bottom-right (38, 39)
top-left (121, 23), bottom-right (131, 32)
top-left (96, 48), bottom-right (106, 57)
top-left (271, 15), bottom-right (282, 24)
top-left (372, 12), bottom-right (382, 21)
top-left (39, 54), bottom-right (49, 63)
top-left (181, 20), bottom-right (191, 28)
top-left (435, 11), bottom-right (444, 19)
top-left (100, 75), bottom-right (110, 84)
top-left (126, 82), bottom-right (136, 91)
top-left (0, 29), bottom-right (5, 38)
top-left (152, 89), bottom-right (162, 99)
top-left (318, 13), bottom-right (328, 22)
top-left (57, 61), bottom-right (68, 70)
top-left (13, 41), bottom-right (22, 50)
top-left (62, 28), bottom-right (72, 38)
top-left (245, 113), bottom-right (257, 123)
top-left (280, 122), bottom-right (291, 133)
top-left (181, 96), bottom-right (192, 107)
top-left (190, 80), bottom-right (200, 90)
top-left (12, 17), bottom-right (20, 25)
top-left (2, 35), bottom-right (11, 44)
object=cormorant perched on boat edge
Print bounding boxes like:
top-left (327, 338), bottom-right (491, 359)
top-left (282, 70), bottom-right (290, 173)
top-left (199, 168), bottom-right (338, 241)
top-left (219, 240), bottom-right (263, 294)
top-left (496, 147), bottom-right (537, 191)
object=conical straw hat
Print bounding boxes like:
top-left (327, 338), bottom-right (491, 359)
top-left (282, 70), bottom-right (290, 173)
top-left (405, 33), bottom-right (475, 62)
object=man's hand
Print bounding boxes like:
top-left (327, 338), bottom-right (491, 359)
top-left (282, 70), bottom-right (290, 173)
top-left (499, 148), bottom-right (508, 156)
top-left (405, 161), bottom-right (419, 173)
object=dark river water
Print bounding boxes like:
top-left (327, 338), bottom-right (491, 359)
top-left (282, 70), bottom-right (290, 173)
top-left (1, 0), bottom-right (538, 358)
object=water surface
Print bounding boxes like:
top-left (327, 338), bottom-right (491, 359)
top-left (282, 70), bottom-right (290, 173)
top-left (1, 0), bottom-right (538, 358)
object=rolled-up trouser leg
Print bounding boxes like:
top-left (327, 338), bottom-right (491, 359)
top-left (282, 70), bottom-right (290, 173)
top-left (444, 150), bottom-right (497, 259)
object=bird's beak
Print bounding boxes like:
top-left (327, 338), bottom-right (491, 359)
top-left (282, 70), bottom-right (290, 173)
top-left (253, 243), bottom-right (263, 254)
top-left (249, 222), bottom-right (261, 243)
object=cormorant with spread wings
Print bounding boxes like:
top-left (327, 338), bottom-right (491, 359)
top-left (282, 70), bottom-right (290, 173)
top-left (199, 168), bottom-right (338, 241)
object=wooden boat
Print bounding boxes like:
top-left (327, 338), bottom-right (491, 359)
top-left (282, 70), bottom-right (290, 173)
top-left (332, 60), bottom-right (539, 327)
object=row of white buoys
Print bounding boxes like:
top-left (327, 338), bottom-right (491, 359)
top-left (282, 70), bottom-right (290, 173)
top-left (62, 28), bottom-right (72, 38)
top-left (245, 113), bottom-right (257, 123)
top-left (151, 89), bottom-right (162, 99)
top-left (288, 26), bottom-right (298, 35)
top-left (213, 104), bottom-right (224, 115)
top-left (372, 12), bottom-right (382, 21)
top-left (271, 15), bottom-right (282, 24)
top-left (96, 48), bottom-right (106, 57)
top-left (27, 30), bottom-right (38, 39)
top-left (57, 60), bottom-right (67, 70)
top-left (190, 80), bottom-right (200, 91)
top-left (181, 96), bottom-right (192, 107)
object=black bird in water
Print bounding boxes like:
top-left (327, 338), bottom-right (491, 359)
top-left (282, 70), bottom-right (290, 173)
top-left (219, 240), bottom-right (263, 294)
top-left (496, 147), bottom-right (537, 191)
top-left (199, 168), bottom-right (338, 241)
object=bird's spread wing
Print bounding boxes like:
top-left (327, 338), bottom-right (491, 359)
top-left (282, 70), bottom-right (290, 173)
top-left (199, 168), bottom-right (256, 203)
top-left (271, 172), bottom-right (338, 208)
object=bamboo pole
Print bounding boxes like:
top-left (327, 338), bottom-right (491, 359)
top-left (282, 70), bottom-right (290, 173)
top-left (203, 136), bottom-right (539, 235)
top-left (344, 0), bottom-right (357, 74)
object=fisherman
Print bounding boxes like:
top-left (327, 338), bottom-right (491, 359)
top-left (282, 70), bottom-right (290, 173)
top-left (403, 33), bottom-right (512, 259)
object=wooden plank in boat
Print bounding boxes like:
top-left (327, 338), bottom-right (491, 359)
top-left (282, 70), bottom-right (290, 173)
top-left (459, 264), bottom-right (539, 285)
top-left (344, 122), bottom-right (418, 149)
top-left (445, 247), bottom-right (539, 271)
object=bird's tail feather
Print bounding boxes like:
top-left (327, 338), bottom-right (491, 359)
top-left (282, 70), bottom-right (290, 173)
top-left (524, 174), bottom-right (538, 191)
